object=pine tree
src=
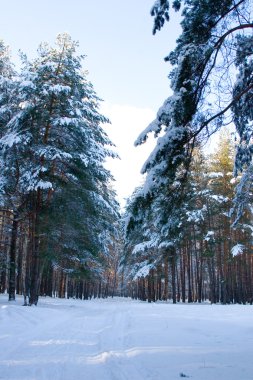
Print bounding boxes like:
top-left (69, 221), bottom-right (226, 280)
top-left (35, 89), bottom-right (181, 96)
top-left (126, 1), bottom-right (253, 303)
top-left (0, 33), bottom-right (119, 304)
top-left (137, 0), bottom-right (253, 215)
top-left (0, 40), bottom-right (20, 301)
top-left (0, 40), bottom-right (15, 137)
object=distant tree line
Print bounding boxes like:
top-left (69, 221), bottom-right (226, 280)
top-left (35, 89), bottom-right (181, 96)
top-left (123, 133), bottom-right (253, 304)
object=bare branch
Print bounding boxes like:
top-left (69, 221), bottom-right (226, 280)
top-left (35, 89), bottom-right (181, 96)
top-left (214, 23), bottom-right (253, 48)
top-left (192, 81), bottom-right (253, 139)
top-left (212, 0), bottom-right (246, 30)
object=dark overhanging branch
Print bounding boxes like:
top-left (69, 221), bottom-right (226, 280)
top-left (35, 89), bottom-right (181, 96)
top-left (214, 22), bottom-right (253, 48)
top-left (192, 81), bottom-right (253, 140)
top-left (233, 0), bottom-right (250, 24)
top-left (194, 22), bottom-right (253, 102)
top-left (187, 22), bottom-right (253, 141)
top-left (211, 0), bottom-right (246, 31)
top-left (150, 3), bottom-right (253, 186)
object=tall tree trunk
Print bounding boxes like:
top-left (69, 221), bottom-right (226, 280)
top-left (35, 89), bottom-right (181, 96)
top-left (187, 243), bottom-right (193, 303)
top-left (147, 274), bottom-right (152, 303)
top-left (29, 233), bottom-right (40, 305)
top-left (0, 209), bottom-right (9, 293)
top-left (170, 249), bottom-right (177, 304)
top-left (163, 255), bottom-right (169, 301)
top-left (8, 215), bottom-right (18, 301)
top-left (180, 245), bottom-right (186, 303)
top-left (29, 192), bottom-right (41, 306)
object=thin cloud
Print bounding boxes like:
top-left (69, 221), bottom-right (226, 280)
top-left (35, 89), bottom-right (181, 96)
top-left (101, 103), bottom-right (156, 207)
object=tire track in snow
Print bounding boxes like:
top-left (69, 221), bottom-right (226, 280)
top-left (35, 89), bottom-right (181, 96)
top-left (88, 301), bottom-right (155, 380)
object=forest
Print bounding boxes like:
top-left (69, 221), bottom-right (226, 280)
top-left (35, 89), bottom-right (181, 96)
top-left (1, 0), bottom-right (253, 306)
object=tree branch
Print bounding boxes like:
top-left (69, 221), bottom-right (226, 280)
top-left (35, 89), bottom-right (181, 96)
top-left (214, 23), bottom-right (253, 48)
top-left (211, 0), bottom-right (246, 30)
top-left (192, 81), bottom-right (253, 139)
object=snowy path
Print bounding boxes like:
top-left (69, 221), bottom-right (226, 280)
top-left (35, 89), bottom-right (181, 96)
top-left (0, 295), bottom-right (253, 380)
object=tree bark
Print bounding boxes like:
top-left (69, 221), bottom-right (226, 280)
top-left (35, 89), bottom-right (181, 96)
top-left (8, 215), bottom-right (18, 301)
top-left (170, 249), bottom-right (177, 304)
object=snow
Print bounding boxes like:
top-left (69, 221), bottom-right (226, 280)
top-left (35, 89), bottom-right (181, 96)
top-left (0, 131), bottom-right (21, 147)
top-left (210, 194), bottom-right (229, 203)
top-left (52, 152), bottom-right (73, 160)
top-left (53, 117), bottom-right (78, 126)
top-left (242, 223), bottom-right (253, 236)
top-left (133, 263), bottom-right (154, 279)
top-left (208, 172), bottom-right (224, 178)
top-left (204, 231), bottom-right (215, 241)
top-left (140, 125), bottom-right (186, 176)
top-left (1, 295), bottom-right (253, 380)
top-left (35, 180), bottom-right (53, 190)
top-left (79, 153), bottom-right (89, 166)
top-left (158, 241), bottom-right (174, 249)
top-left (186, 207), bottom-right (206, 222)
top-left (49, 84), bottom-right (71, 94)
top-left (20, 80), bottom-right (36, 89)
top-left (231, 243), bottom-right (244, 257)
top-left (132, 238), bottom-right (158, 254)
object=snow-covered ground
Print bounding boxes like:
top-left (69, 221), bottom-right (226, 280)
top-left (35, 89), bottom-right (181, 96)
top-left (0, 295), bottom-right (252, 380)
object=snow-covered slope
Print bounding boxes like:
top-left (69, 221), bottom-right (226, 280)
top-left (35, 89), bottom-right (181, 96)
top-left (0, 295), bottom-right (252, 380)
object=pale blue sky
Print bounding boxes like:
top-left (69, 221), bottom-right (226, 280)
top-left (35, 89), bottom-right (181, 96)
top-left (1, 1), bottom-right (182, 204)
